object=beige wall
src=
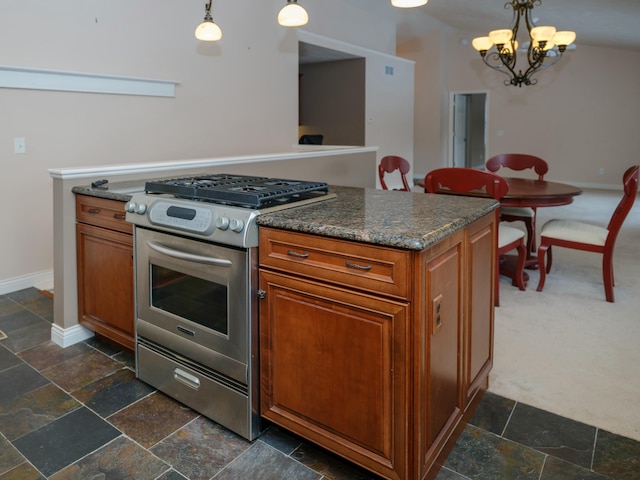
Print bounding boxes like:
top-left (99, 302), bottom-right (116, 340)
top-left (0, 0), bottom-right (413, 291)
top-left (400, 29), bottom-right (640, 187)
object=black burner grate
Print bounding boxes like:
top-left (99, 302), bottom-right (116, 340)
top-left (145, 174), bottom-right (330, 208)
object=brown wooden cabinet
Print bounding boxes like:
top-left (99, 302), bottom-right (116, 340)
top-left (259, 211), bottom-right (496, 480)
top-left (76, 195), bottom-right (135, 350)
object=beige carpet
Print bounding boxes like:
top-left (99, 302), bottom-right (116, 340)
top-left (489, 188), bottom-right (640, 441)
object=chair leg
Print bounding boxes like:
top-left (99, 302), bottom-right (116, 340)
top-left (524, 217), bottom-right (535, 255)
top-left (603, 253), bottom-right (615, 303)
top-left (515, 242), bottom-right (526, 291)
top-left (536, 243), bottom-right (550, 292)
top-left (495, 254), bottom-right (500, 307)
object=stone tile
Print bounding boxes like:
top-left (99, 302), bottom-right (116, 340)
top-left (0, 322), bottom-right (52, 354)
top-left (259, 425), bottom-right (305, 455)
top-left (469, 391), bottom-right (516, 435)
top-left (216, 441), bottom-right (322, 480)
top-left (443, 425), bottom-right (545, 480)
top-left (0, 310), bottom-right (43, 335)
top-left (503, 402), bottom-right (596, 468)
top-left (71, 368), bottom-right (155, 417)
top-left (156, 470), bottom-right (189, 480)
top-left (17, 341), bottom-right (91, 372)
top-left (433, 467), bottom-right (469, 479)
top-left (49, 436), bottom-right (169, 480)
top-left (151, 416), bottom-right (250, 480)
top-left (0, 345), bottom-right (23, 372)
top-left (113, 348), bottom-right (135, 369)
top-left (108, 391), bottom-right (198, 448)
top-left (40, 349), bottom-right (123, 392)
top-left (0, 383), bottom-right (80, 441)
top-left (5, 289), bottom-right (53, 323)
top-left (291, 442), bottom-right (381, 480)
top-left (0, 436), bottom-right (27, 476)
top-left (0, 363), bottom-right (49, 404)
top-left (540, 456), bottom-right (614, 480)
top-left (0, 462), bottom-right (45, 479)
top-left (592, 429), bottom-right (640, 480)
top-left (12, 407), bottom-right (120, 477)
top-left (0, 298), bottom-right (22, 318)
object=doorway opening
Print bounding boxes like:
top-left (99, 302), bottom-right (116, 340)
top-left (450, 92), bottom-right (488, 169)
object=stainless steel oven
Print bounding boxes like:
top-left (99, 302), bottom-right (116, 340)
top-left (126, 174), bottom-right (334, 441)
top-left (134, 227), bottom-right (260, 439)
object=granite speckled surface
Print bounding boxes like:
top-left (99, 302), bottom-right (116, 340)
top-left (72, 180), bottom-right (146, 202)
top-left (256, 186), bottom-right (499, 251)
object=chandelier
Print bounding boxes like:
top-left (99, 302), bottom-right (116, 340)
top-left (472, 0), bottom-right (576, 87)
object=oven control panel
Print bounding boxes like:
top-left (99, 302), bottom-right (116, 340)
top-left (125, 194), bottom-right (259, 247)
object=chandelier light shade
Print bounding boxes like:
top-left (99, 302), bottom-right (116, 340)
top-left (278, 0), bottom-right (309, 27)
top-left (195, 1), bottom-right (222, 41)
top-left (391, 0), bottom-right (428, 7)
top-left (472, 0), bottom-right (576, 87)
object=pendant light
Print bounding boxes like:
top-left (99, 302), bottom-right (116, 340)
top-left (278, 0), bottom-right (309, 27)
top-left (195, 1), bottom-right (222, 42)
top-left (391, 0), bottom-right (428, 7)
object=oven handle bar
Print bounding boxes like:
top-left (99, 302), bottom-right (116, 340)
top-left (147, 241), bottom-right (233, 267)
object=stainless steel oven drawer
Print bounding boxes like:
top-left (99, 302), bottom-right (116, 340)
top-left (137, 341), bottom-right (261, 440)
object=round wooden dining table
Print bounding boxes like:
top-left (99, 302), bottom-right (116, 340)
top-left (500, 177), bottom-right (583, 208)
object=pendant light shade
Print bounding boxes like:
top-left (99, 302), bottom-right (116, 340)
top-left (391, 0), bottom-right (428, 7)
top-left (195, 1), bottom-right (222, 42)
top-left (278, 0), bottom-right (309, 27)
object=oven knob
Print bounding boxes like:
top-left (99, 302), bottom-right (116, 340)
top-left (215, 216), bottom-right (230, 230)
top-left (135, 203), bottom-right (147, 214)
top-left (124, 201), bottom-right (136, 213)
top-left (229, 218), bottom-right (245, 232)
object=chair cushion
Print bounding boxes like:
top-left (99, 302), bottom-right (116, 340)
top-left (498, 224), bottom-right (525, 248)
top-left (500, 207), bottom-right (534, 217)
top-left (541, 219), bottom-right (609, 246)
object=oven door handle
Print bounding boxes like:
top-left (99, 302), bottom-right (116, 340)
top-left (147, 241), bottom-right (233, 267)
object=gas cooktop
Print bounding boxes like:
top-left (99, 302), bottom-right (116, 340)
top-left (144, 174), bottom-right (330, 209)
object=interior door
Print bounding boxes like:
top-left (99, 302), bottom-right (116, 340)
top-left (451, 93), bottom-right (487, 169)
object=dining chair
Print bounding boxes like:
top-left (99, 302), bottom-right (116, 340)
top-left (486, 154), bottom-right (549, 254)
top-left (379, 155), bottom-right (412, 191)
top-left (536, 165), bottom-right (639, 303)
top-left (424, 167), bottom-right (526, 306)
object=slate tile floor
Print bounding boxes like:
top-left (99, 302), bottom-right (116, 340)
top-left (1, 288), bottom-right (639, 479)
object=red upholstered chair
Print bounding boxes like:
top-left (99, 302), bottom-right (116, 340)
top-left (536, 165), bottom-right (639, 303)
top-left (424, 167), bottom-right (526, 306)
top-left (379, 155), bottom-right (412, 191)
top-left (486, 154), bottom-right (549, 254)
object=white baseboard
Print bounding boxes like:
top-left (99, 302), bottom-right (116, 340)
top-left (0, 269), bottom-right (54, 295)
top-left (51, 323), bottom-right (94, 348)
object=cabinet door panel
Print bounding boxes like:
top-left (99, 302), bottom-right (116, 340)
top-left (77, 223), bottom-right (134, 349)
top-left (414, 233), bottom-right (464, 477)
top-left (465, 215), bottom-right (495, 406)
top-left (260, 270), bottom-right (408, 478)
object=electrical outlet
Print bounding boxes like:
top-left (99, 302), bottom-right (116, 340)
top-left (14, 138), bottom-right (26, 154)
top-left (599, 168), bottom-right (605, 175)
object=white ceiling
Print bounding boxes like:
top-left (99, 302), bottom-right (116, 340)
top-left (399, 0), bottom-right (640, 51)
top-left (300, 0), bottom-right (640, 65)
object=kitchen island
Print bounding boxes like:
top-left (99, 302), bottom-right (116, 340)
top-left (257, 186), bottom-right (498, 480)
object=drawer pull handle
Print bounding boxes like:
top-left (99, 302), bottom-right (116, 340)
top-left (113, 214), bottom-right (126, 220)
top-left (346, 261), bottom-right (372, 271)
top-left (287, 249), bottom-right (309, 259)
top-left (173, 368), bottom-right (200, 390)
top-left (88, 208), bottom-right (101, 214)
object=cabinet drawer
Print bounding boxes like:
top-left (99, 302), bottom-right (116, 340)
top-left (76, 195), bottom-right (132, 234)
top-left (259, 228), bottom-right (410, 299)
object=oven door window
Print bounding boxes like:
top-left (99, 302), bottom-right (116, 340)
top-left (151, 264), bottom-right (228, 335)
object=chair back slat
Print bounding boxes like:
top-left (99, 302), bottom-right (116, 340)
top-left (605, 165), bottom-right (639, 247)
top-left (424, 168), bottom-right (509, 200)
top-left (486, 154), bottom-right (549, 180)
top-left (379, 155), bottom-right (411, 191)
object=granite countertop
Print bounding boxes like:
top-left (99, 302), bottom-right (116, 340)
top-left (256, 186), bottom-right (499, 251)
top-left (72, 180), bottom-right (147, 202)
